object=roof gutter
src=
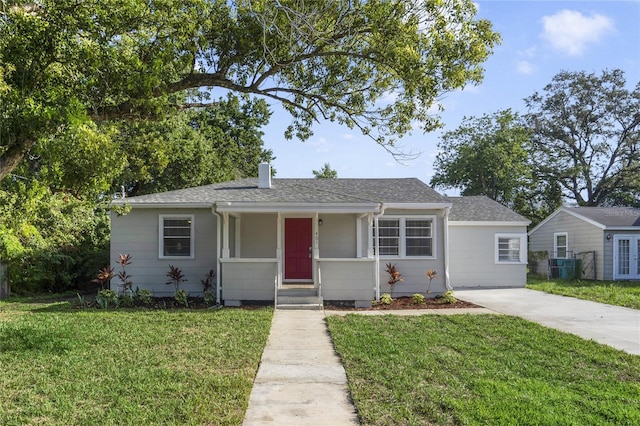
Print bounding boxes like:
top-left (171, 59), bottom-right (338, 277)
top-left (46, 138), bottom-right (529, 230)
top-left (443, 207), bottom-right (453, 291)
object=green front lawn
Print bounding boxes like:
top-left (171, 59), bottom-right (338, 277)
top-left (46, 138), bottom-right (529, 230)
top-left (527, 277), bottom-right (640, 309)
top-left (0, 298), bottom-right (272, 425)
top-left (327, 314), bottom-right (640, 425)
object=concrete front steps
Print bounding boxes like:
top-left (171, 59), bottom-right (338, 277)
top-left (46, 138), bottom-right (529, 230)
top-left (276, 286), bottom-right (323, 310)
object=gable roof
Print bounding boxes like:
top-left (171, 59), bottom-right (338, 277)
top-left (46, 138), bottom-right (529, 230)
top-left (447, 196), bottom-right (530, 225)
top-left (113, 178), bottom-right (451, 211)
top-left (529, 206), bottom-right (640, 234)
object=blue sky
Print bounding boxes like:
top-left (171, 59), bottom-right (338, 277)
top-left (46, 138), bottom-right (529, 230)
top-left (260, 0), bottom-right (640, 186)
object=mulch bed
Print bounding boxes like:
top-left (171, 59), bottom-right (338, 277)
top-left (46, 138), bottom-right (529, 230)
top-left (325, 296), bottom-right (480, 311)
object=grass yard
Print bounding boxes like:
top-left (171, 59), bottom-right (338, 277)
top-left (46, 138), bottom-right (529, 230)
top-left (527, 277), bottom-right (640, 309)
top-left (0, 297), bottom-right (272, 425)
top-left (327, 314), bottom-right (640, 426)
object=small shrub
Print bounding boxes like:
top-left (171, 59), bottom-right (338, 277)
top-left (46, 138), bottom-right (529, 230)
top-left (76, 293), bottom-right (88, 308)
top-left (166, 265), bottom-right (187, 291)
top-left (442, 290), bottom-right (457, 304)
top-left (412, 293), bottom-right (425, 304)
top-left (116, 253), bottom-right (133, 295)
top-left (119, 293), bottom-right (135, 307)
top-left (425, 269), bottom-right (438, 296)
top-left (135, 288), bottom-right (153, 305)
top-left (203, 290), bottom-right (216, 305)
top-left (174, 289), bottom-right (188, 307)
top-left (385, 263), bottom-right (403, 296)
top-left (92, 266), bottom-right (114, 290)
top-left (380, 293), bottom-right (393, 305)
top-left (96, 289), bottom-right (118, 308)
top-left (201, 269), bottom-right (217, 305)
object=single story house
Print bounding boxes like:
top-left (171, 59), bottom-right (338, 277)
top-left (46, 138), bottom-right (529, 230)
top-left (110, 164), bottom-right (530, 307)
top-left (528, 206), bottom-right (640, 281)
top-left (448, 196), bottom-right (530, 287)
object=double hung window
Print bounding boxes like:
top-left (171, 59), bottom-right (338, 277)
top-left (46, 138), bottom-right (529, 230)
top-left (495, 234), bottom-right (526, 263)
top-left (159, 215), bottom-right (194, 258)
top-left (374, 217), bottom-right (434, 258)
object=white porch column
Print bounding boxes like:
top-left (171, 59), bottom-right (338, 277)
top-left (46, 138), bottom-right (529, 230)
top-left (367, 212), bottom-right (374, 258)
top-left (276, 212), bottom-right (282, 288)
top-left (222, 212), bottom-right (230, 259)
top-left (313, 212), bottom-right (320, 259)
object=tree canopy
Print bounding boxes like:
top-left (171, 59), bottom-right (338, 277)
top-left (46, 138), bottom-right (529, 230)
top-left (430, 109), bottom-right (531, 204)
top-left (0, 0), bottom-right (500, 181)
top-left (313, 163), bottom-right (338, 179)
top-left (431, 69), bottom-right (639, 224)
top-left (525, 69), bottom-right (640, 207)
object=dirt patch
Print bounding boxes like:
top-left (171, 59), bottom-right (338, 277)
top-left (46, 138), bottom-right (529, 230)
top-left (325, 296), bottom-right (480, 311)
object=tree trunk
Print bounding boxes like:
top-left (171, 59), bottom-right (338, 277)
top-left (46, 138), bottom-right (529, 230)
top-left (0, 140), bottom-right (35, 181)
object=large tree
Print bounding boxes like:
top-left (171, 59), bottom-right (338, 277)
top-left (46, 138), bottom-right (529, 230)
top-left (430, 110), bottom-right (532, 204)
top-left (113, 94), bottom-right (274, 197)
top-left (525, 69), bottom-right (640, 206)
top-left (430, 109), bottom-right (563, 224)
top-left (0, 0), bottom-right (500, 181)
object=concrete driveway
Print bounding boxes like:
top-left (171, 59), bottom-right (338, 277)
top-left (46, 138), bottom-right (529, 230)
top-left (455, 288), bottom-right (640, 356)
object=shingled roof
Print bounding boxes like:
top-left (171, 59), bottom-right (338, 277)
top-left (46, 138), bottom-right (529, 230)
top-left (561, 207), bottom-right (640, 228)
top-left (114, 178), bottom-right (450, 207)
top-left (448, 196), bottom-right (530, 223)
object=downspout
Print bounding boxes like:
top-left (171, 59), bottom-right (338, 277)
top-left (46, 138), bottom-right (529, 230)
top-left (211, 206), bottom-right (222, 305)
top-left (443, 206), bottom-right (453, 291)
top-left (373, 203), bottom-right (386, 300)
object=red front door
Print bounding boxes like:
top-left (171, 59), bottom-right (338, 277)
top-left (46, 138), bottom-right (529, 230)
top-left (284, 218), bottom-right (313, 280)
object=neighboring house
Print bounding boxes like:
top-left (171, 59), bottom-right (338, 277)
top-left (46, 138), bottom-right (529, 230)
top-left (110, 164), bottom-right (529, 307)
top-left (448, 196), bottom-right (531, 288)
top-left (528, 207), bottom-right (640, 281)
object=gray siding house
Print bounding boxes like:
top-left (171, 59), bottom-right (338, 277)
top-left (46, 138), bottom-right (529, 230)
top-left (111, 164), bottom-right (529, 306)
top-left (448, 196), bottom-right (530, 288)
top-left (529, 207), bottom-right (640, 281)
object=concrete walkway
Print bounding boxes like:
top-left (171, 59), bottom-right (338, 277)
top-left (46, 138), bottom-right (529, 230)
top-left (456, 288), bottom-right (640, 356)
top-left (243, 310), bottom-right (359, 425)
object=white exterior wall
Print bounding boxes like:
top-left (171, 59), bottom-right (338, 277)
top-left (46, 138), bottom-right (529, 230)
top-left (529, 211), bottom-right (604, 280)
top-left (377, 209), bottom-right (447, 297)
top-left (110, 208), bottom-right (217, 297)
top-left (449, 224), bottom-right (528, 288)
top-left (318, 214), bottom-right (357, 258)
top-left (319, 259), bottom-right (375, 301)
top-left (239, 213), bottom-right (277, 258)
top-left (221, 260), bottom-right (276, 301)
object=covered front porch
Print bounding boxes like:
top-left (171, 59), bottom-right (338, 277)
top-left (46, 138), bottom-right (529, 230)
top-left (215, 206), bottom-right (381, 307)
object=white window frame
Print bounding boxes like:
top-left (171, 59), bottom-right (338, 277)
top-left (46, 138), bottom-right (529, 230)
top-left (159, 214), bottom-right (195, 259)
top-left (374, 216), bottom-right (436, 259)
top-left (554, 232), bottom-right (569, 259)
top-left (494, 233), bottom-right (527, 264)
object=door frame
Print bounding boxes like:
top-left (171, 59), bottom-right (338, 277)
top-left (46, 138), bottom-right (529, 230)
top-left (282, 215), bottom-right (317, 283)
top-left (613, 234), bottom-right (640, 280)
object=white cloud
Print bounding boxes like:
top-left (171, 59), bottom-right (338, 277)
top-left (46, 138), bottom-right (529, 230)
top-left (540, 9), bottom-right (614, 56)
top-left (517, 46), bottom-right (538, 59)
top-left (341, 133), bottom-right (354, 140)
top-left (516, 60), bottom-right (535, 75)
top-left (310, 137), bottom-right (330, 153)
